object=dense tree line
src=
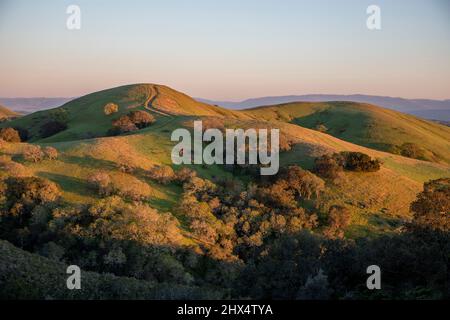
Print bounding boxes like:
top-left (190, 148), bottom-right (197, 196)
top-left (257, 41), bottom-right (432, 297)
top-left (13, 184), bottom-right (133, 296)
top-left (0, 161), bottom-right (448, 299)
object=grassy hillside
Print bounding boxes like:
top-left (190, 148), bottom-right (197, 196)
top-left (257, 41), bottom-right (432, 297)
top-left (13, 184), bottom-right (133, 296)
top-left (243, 101), bottom-right (450, 164)
top-left (1, 85), bottom-right (448, 234)
top-left (1, 86), bottom-right (449, 229)
top-left (0, 84), bottom-right (248, 143)
top-left (0, 104), bottom-right (18, 120)
top-left (1, 115), bottom-right (448, 238)
top-left (1, 84), bottom-right (449, 300)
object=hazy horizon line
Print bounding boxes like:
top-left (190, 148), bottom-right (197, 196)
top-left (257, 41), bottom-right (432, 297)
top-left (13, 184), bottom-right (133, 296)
top-left (1, 94), bottom-right (449, 102)
top-left (1, 88), bottom-right (449, 102)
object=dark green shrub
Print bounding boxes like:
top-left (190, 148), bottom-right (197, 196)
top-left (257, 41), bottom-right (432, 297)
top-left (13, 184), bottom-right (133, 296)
top-left (399, 142), bottom-right (426, 160)
top-left (313, 154), bottom-right (343, 179)
top-left (341, 152), bottom-right (380, 172)
top-left (40, 120), bottom-right (67, 138)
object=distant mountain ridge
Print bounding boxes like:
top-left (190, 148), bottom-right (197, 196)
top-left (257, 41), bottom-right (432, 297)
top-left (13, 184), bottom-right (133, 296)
top-left (198, 94), bottom-right (450, 120)
top-left (0, 97), bottom-right (74, 114)
top-left (3, 94), bottom-right (450, 120)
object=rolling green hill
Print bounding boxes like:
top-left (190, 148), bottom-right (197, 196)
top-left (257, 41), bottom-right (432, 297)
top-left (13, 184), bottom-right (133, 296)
top-left (0, 85), bottom-right (448, 225)
top-left (1, 113), bottom-right (449, 238)
top-left (0, 84), bottom-right (248, 143)
top-left (1, 84), bottom-right (449, 299)
top-left (243, 101), bottom-right (450, 164)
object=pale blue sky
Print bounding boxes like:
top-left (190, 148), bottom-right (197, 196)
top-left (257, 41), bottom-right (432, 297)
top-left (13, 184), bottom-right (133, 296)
top-left (0, 0), bottom-right (449, 99)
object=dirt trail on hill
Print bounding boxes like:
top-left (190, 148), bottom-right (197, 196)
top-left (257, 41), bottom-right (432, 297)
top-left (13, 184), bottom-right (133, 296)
top-left (143, 85), bottom-right (173, 117)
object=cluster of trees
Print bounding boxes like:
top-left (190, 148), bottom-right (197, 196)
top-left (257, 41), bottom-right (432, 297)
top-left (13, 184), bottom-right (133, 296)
top-left (389, 142), bottom-right (428, 161)
top-left (39, 108), bottom-right (69, 138)
top-left (148, 165), bottom-right (176, 184)
top-left (0, 160), bottom-right (448, 299)
top-left (314, 151), bottom-right (381, 180)
top-left (0, 239), bottom-right (219, 299)
top-left (399, 143), bottom-right (426, 160)
top-left (87, 165), bottom-right (197, 202)
top-left (40, 120), bottom-right (68, 138)
top-left (0, 176), bottom-right (199, 291)
top-left (236, 226), bottom-right (449, 299)
top-left (147, 165), bottom-right (197, 185)
top-left (342, 152), bottom-right (381, 172)
top-left (0, 155), bottom-right (32, 178)
top-left (109, 110), bottom-right (155, 135)
top-left (174, 166), bottom-right (327, 261)
top-left (236, 176), bottom-right (449, 299)
top-left (23, 145), bottom-right (58, 162)
top-left (88, 171), bottom-right (153, 201)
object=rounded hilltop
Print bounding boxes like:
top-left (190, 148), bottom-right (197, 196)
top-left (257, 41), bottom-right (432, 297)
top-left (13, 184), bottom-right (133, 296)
top-left (0, 83), bottom-right (245, 143)
top-left (243, 100), bottom-right (450, 164)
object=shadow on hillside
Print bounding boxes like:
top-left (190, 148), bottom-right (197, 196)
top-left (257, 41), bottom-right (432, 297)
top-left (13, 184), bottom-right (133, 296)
top-left (291, 109), bottom-right (371, 140)
top-left (0, 236), bottom-right (233, 299)
top-left (37, 172), bottom-right (92, 198)
top-left (63, 155), bottom-right (118, 171)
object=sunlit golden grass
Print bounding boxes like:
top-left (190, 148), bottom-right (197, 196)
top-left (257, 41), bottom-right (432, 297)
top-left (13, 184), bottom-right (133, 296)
top-left (243, 101), bottom-right (450, 164)
top-left (1, 84), bottom-right (449, 239)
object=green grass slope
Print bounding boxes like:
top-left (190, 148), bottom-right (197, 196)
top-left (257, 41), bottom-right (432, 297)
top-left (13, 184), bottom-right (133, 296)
top-left (242, 101), bottom-right (450, 164)
top-left (1, 115), bottom-right (449, 238)
top-left (1, 85), bottom-right (449, 238)
top-left (0, 84), bottom-right (248, 143)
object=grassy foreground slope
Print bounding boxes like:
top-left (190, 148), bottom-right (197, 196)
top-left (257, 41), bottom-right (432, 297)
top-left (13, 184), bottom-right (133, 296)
top-left (243, 102), bottom-right (450, 164)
